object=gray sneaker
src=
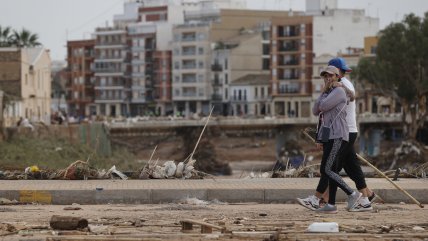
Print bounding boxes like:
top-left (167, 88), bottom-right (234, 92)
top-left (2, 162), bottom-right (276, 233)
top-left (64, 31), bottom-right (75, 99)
top-left (315, 204), bottom-right (338, 214)
top-left (347, 191), bottom-right (362, 210)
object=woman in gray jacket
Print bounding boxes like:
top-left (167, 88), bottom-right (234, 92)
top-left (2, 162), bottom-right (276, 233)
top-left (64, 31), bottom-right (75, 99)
top-left (312, 65), bottom-right (361, 213)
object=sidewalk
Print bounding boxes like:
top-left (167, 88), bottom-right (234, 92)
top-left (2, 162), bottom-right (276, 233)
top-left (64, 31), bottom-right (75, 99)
top-left (0, 178), bottom-right (426, 205)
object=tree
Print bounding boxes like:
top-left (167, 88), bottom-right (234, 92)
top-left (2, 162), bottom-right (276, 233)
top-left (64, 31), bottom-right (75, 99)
top-left (10, 28), bottom-right (41, 47)
top-left (0, 25), bottom-right (13, 47)
top-left (355, 13), bottom-right (428, 141)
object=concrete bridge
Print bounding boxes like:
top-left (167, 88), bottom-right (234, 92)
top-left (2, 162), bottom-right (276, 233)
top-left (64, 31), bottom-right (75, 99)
top-left (106, 113), bottom-right (403, 136)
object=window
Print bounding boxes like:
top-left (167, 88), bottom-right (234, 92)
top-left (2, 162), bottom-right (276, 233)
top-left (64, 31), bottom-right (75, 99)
top-left (197, 33), bottom-right (206, 40)
top-left (174, 62), bottom-right (180, 69)
top-left (225, 73), bottom-right (228, 84)
top-left (198, 61), bottom-right (204, 69)
top-left (263, 59), bottom-right (270, 70)
top-left (255, 87), bottom-right (258, 98)
top-left (174, 75), bottom-right (180, 82)
top-left (198, 47), bottom-right (204, 55)
top-left (198, 88), bottom-right (204, 96)
top-left (224, 59), bottom-right (228, 70)
top-left (198, 74), bottom-right (204, 82)
top-left (263, 44), bottom-right (270, 55)
top-left (174, 88), bottom-right (180, 96)
top-left (225, 88), bottom-right (228, 99)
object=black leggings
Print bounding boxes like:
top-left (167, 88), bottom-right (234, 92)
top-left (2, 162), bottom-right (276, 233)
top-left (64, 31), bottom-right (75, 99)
top-left (316, 133), bottom-right (367, 196)
top-left (316, 139), bottom-right (354, 205)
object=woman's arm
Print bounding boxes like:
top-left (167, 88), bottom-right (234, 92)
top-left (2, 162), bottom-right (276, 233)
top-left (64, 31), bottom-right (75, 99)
top-left (313, 93), bottom-right (326, 115)
top-left (319, 87), bottom-right (347, 112)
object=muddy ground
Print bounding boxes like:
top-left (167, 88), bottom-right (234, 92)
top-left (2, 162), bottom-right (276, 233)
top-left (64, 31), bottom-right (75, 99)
top-left (1, 202), bottom-right (427, 240)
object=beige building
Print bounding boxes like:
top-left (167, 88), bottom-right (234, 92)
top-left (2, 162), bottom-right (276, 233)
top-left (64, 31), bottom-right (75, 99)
top-left (0, 47), bottom-right (52, 126)
top-left (211, 32), bottom-right (269, 115)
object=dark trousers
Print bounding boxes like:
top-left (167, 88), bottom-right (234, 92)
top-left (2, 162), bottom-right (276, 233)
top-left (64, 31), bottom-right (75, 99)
top-left (316, 133), bottom-right (367, 199)
top-left (337, 132), bottom-right (367, 190)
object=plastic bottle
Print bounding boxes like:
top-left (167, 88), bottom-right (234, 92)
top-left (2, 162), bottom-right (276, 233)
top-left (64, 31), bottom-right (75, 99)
top-left (307, 222), bottom-right (339, 233)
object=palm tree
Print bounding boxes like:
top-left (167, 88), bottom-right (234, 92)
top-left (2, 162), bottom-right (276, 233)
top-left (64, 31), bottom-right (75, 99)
top-left (10, 28), bottom-right (41, 47)
top-left (0, 25), bottom-right (13, 47)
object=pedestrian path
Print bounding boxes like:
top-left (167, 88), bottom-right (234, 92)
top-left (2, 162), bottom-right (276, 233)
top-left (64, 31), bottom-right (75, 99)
top-left (0, 178), bottom-right (426, 205)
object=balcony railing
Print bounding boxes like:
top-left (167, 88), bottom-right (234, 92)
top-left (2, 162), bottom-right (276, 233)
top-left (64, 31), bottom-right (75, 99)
top-left (182, 50), bottom-right (196, 56)
top-left (93, 68), bottom-right (124, 73)
top-left (211, 63), bottom-right (223, 71)
top-left (182, 77), bottom-right (197, 83)
top-left (212, 77), bottom-right (222, 86)
top-left (212, 93), bottom-right (222, 101)
top-left (283, 59), bottom-right (300, 65)
top-left (182, 64), bottom-right (197, 69)
top-left (232, 95), bottom-right (247, 101)
top-left (182, 36), bottom-right (196, 42)
top-left (278, 45), bottom-right (299, 52)
top-left (182, 92), bottom-right (197, 97)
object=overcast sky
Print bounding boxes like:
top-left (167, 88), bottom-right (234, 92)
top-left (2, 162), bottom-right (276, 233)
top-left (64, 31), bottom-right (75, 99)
top-left (1, 0), bottom-right (427, 60)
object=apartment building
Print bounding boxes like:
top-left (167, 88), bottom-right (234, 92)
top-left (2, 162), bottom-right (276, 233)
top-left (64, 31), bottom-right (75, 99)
top-left (172, 23), bottom-right (212, 116)
top-left (127, 22), bottom-right (156, 116)
top-left (93, 26), bottom-right (130, 117)
top-left (0, 47), bottom-right (51, 126)
top-left (307, 0), bottom-right (379, 57)
top-left (270, 16), bottom-right (314, 118)
top-left (91, 0), bottom-right (186, 117)
top-left (66, 40), bottom-right (96, 117)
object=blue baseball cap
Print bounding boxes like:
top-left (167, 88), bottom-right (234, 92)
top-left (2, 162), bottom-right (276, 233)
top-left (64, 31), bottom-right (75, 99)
top-left (328, 57), bottom-right (352, 72)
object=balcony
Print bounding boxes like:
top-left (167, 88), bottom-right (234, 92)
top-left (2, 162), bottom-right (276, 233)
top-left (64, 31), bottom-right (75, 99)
top-left (232, 95), bottom-right (247, 101)
top-left (182, 64), bottom-right (197, 69)
top-left (211, 63), bottom-right (223, 71)
top-left (181, 35), bottom-right (196, 42)
top-left (283, 59), bottom-right (300, 65)
top-left (212, 93), bottom-right (222, 101)
top-left (182, 92), bottom-right (197, 97)
top-left (282, 75), bottom-right (300, 80)
top-left (212, 77), bottom-right (222, 86)
top-left (93, 67), bottom-right (124, 73)
top-left (182, 75), bottom-right (197, 83)
top-left (278, 83), bottom-right (300, 94)
top-left (182, 50), bottom-right (196, 56)
top-left (278, 45), bottom-right (299, 52)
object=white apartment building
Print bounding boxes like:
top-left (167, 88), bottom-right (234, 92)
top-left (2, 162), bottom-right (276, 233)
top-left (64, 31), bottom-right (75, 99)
top-left (172, 23), bottom-right (212, 116)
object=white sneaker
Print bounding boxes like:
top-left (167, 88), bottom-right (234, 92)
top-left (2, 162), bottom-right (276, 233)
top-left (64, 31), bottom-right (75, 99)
top-left (349, 198), bottom-right (373, 212)
top-left (297, 195), bottom-right (320, 211)
top-left (347, 191), bottom-right (362, 210)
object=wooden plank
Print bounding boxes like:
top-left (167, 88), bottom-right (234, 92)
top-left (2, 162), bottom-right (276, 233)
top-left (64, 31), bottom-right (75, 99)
top-left (180, 219), bottom-right (228, 234)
